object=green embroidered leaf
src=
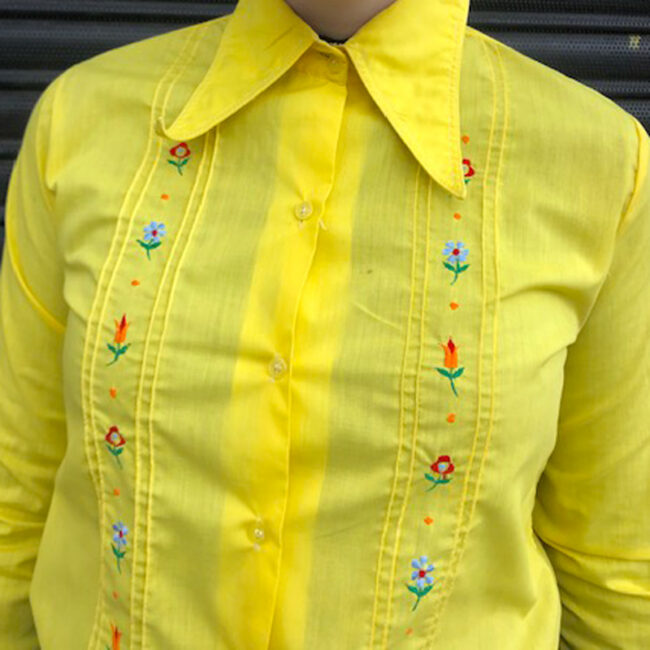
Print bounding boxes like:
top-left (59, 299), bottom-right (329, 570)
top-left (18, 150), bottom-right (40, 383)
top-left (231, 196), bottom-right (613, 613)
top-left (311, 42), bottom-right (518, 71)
top-left (406, 585), bottom-right (420, 595)
top-left (458, 264), bottom-right (470, 271)
top-left (180, 158), bottom-right (189, 166)
top-left (443, 262), bottom-right (456, 272)
top-left (422, 584), bottom-right (434, 595)
top-left (424, 473), bottom-right (437, 482)
top-left (452, 367), bottom-right (465, 379)
top-left (435, 367), bottom-right (451, 379)
top-left (148, 241), bottom-right (162, 250)
top-left (107, 344), bottom-right (116, 353)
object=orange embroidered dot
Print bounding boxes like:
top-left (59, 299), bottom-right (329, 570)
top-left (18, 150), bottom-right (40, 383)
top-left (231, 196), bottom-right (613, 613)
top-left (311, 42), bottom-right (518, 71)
top-left (112, 591), bottom-right (119, 600)
top-left (453, 212), bottom-right (462, 220)
top-left (131, 279), bottom-right (140, 286)
top-left (109, 387), bottom-right (117, 398)
top-left (113, 488), bottom-right (120, 496)
top-left (405, 627), bottom-right (414, 635)
top-left (447, 413), bottom-right (456, 423)
top-left (161, 193), bottom-right (170, 200)
top-left (424, 516), bottom-right (434, 525)
top-left (450, 302), bottom-right (459, 310)
top-left (461, 134), bottom-right (470, 143)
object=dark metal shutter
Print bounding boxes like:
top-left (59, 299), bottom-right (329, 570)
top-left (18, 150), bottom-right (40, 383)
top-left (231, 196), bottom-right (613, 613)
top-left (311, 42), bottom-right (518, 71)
top-left (1, 0), bottom-right (649, 249)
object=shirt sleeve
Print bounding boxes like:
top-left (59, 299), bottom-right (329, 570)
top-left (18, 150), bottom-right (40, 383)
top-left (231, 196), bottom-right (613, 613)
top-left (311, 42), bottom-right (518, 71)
top-left (0, 73), bottom-right (68, 648)
top-left (532, 114), bottom-right (650, 649)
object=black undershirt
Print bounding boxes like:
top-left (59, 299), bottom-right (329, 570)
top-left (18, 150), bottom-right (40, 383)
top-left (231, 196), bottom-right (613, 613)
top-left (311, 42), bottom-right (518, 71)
top-left (319, 33), bottom-right (348, 44)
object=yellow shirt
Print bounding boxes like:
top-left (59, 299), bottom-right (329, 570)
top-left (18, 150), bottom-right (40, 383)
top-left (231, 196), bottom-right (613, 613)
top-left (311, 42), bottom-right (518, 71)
top-left (1, 0), bottom-right (649, 648)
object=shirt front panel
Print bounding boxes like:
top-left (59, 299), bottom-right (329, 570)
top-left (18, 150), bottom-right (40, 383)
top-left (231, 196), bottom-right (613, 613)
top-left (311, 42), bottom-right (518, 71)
top-left (21, 11), bottom-right (646, 650)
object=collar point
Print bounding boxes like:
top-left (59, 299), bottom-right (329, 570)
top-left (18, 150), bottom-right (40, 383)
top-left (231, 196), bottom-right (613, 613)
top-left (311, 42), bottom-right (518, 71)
top-left (155, 114), bottom-right (196, 142)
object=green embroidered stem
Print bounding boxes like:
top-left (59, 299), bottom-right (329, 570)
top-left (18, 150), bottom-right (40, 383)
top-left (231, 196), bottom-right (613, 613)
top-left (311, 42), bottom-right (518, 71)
top-left (406, 582), bottom-right (434, 611)
top-left (424, 476), bottom-right (451, 491)
top-left (105, 444), bottom-right (124, 469)
top-left (443, 259), bottom-right (470, 285)
top-left (167, 158), bottom-right (189, 175)
top-left (136, 239), bottom-right (161, 260)
top-left (106, 342), bottom-right (131, 366)
top-left (112, 543), bottom-right (126, 573)
top-left (434, 366), bottom-right (464, 396)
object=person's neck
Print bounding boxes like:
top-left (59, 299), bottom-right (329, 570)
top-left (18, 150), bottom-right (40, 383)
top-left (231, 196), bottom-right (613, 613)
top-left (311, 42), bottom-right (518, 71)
top-left (283, 0), bottom-right (397, 41)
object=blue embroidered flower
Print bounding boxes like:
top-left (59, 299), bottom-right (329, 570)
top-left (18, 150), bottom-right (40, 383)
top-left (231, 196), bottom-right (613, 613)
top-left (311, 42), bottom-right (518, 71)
top-left (442, 241), bottom-right (470, 285)
top-left (405, 556), bottom-right (436, 611)
top-left (111, 521), bottom-right (128, 573)
top-left (136, 221), bottom-right (166, 260)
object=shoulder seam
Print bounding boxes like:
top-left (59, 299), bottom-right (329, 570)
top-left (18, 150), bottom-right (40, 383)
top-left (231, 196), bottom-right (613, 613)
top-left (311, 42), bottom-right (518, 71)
top-left (617, 115), bottom-right (648, 237)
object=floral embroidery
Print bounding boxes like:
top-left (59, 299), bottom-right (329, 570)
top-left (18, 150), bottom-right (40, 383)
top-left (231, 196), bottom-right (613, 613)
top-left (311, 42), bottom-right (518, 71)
top-left (105, 425), bottom-right (126, 469)
top-left (463, 157), bottom-right (475, 183)
top-left (424, 455), bottom-right (455, 491)
top-left (107, 314), bottom-right (131, 365)
top-left (442, 241), bottom-right (470, 285)
top-left (406, 556), bottom-right (436, 611)
top-left (105, 622), bottom-right (122, 650)
top-left (111, 521), bottom-right (128, 573)
top-left (434, 337), bottom-right (464, 397)
top-left (168, 141), bottom-right (191, 174)
top-left (136, 220), bottom-right (166, 260)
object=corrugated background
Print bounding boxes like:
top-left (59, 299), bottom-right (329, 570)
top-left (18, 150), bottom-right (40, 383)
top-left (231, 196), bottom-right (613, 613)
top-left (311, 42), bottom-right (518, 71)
top-left (1, 0), bottom-right (649, 247)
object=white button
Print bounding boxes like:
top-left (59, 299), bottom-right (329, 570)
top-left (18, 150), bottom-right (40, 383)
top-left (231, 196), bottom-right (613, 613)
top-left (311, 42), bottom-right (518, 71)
top-left (294, 201), bottom-right (313, 221)
top-left (251, 518), bottom-right (265, 551)
top-left (268, 354), bottom-right (287, 380)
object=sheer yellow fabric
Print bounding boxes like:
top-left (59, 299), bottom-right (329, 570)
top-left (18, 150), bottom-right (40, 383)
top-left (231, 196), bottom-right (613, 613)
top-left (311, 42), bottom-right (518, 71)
top-left (1, 0), bottom-right (648, 648)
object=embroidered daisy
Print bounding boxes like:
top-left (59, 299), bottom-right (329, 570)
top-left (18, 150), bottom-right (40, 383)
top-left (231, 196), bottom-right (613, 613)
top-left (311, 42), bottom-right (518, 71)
top-left (137, 221), bottom-right (166, 260)
top-left (406, 556), bottom-right (436, 611)
top-left (111, 521), bottom-right (128, 574)
top-left (442, 241), bottom-right (470, 285)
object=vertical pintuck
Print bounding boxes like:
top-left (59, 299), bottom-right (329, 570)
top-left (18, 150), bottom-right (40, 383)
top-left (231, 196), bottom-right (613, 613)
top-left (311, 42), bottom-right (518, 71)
top-left (79, 26), bottom-right (209, 648)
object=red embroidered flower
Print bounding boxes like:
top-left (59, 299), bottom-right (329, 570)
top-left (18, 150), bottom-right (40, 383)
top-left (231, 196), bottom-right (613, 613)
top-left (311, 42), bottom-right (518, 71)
top-left (105, 425), bottom-right (126, 469)
top-left (168, 142), bottom-right (192, 175)
top-left (462, 157), bottom-right (475, 183)
top-left (424, 455), bottom-right (455, 492)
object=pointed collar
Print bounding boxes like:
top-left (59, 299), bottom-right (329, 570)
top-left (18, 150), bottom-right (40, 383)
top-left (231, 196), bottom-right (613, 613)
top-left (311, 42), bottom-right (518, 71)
top-left (157, 0), bottom-right (471, 199)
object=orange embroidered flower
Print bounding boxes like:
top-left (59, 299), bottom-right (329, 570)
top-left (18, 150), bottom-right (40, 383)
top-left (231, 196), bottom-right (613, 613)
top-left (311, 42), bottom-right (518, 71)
top-left (105, 425), bottom-right (126, 469)
top-left (463, 157), bottom-right (475, 183)
top-left (107, 314), bottom-right (131, 365)
top-left (425, 454), bottom-right (455, 491)
top-left (109, 622), bottom-right (122, 650)
top-left (168, 141), bottom-right (191, 175)
top-left (434, 337), bottom-right (464, 397)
